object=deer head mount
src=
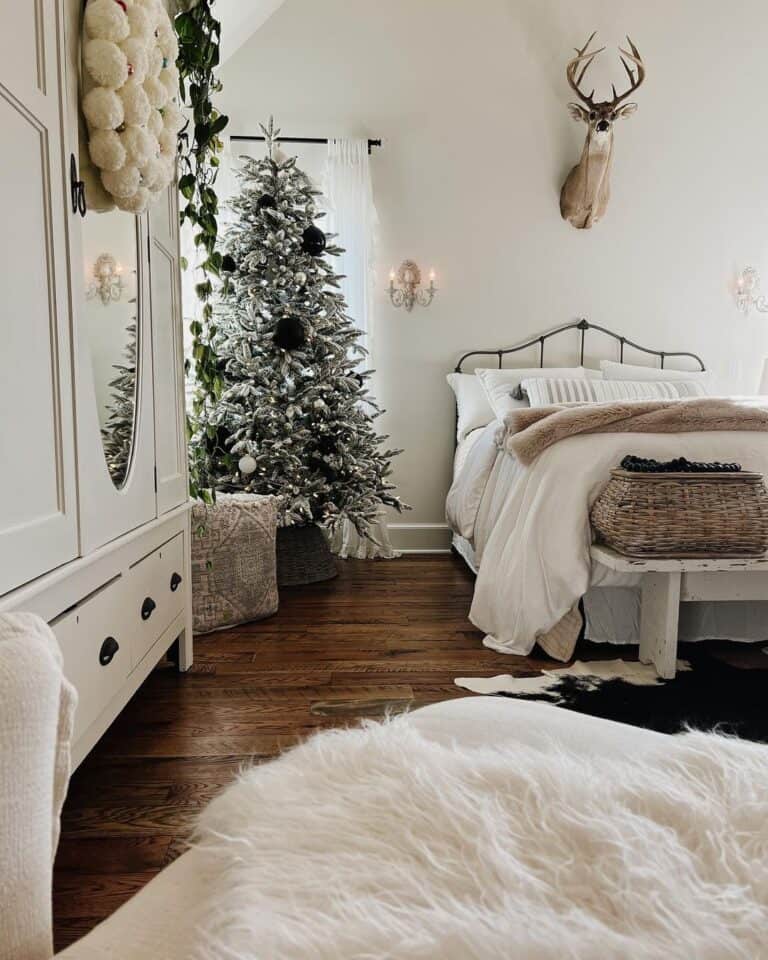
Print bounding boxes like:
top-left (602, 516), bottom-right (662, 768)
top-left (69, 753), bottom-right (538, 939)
top-left (559, 33), bottom-right (645, 230)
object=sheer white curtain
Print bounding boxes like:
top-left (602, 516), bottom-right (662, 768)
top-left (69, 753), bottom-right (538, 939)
top-left (324, 138), bottom-right (399, 559)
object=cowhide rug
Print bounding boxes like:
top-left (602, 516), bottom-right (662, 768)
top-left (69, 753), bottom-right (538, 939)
top-left (456, 645), bottom-right (768, 742)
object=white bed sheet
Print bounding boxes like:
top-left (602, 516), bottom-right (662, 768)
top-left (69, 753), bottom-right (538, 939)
top-left (447, 425), bottom-right (768, 654)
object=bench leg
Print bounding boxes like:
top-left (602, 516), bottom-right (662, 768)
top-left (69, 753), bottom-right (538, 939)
top-left (639, 572), bottom-right (681, 680)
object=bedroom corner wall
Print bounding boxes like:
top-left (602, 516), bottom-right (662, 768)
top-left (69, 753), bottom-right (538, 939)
top-left (219, 0), bottom-right (768, 553)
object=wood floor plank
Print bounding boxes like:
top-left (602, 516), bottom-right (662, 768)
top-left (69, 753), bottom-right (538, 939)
top-left (53, 555), bottom-right (551, 950)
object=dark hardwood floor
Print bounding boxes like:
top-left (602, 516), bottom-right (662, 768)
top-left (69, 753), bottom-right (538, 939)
top-left (53, 555), bottom-right (559, 950)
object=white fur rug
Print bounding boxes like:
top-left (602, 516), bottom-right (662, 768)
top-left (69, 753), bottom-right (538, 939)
top-left (192, 716), bottom-right (768, 959)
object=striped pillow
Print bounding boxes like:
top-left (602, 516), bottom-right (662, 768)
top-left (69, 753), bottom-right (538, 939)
top-left (519, 377), bottom-right (708, 408)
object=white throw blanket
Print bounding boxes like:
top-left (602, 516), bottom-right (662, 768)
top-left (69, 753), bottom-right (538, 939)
top-left (192, 717), bottom-right (768, 959)
top-left (0, 613), bottom-right (77, 960)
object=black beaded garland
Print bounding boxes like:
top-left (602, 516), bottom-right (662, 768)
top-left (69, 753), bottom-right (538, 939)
top-left (273, 316), bottom-right (305, 350)
top-left (301, 224), bottom-right (326, 256)
top-left (621, 455), bottom-right (742, 474)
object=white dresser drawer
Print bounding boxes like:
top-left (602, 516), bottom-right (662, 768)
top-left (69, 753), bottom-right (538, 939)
top-left (54, 583), bottom-right (132, 742)
top-left (126, 531), bottom-right (187, 667)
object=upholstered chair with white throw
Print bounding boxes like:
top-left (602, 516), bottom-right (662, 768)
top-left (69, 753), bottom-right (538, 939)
top-left (0, 614), bottom-right (76, 960)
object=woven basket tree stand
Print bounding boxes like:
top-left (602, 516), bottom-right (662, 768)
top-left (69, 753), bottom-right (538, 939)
top-left (591, 469), bottom-right (768, 558)
top-left (276, 524), bottom-right (338, 586)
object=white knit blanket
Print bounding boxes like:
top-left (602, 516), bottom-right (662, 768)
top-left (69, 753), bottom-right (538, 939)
top-left (192, 718), bottom-right (768, 959)
top-left (0, 613), bottom-right (76, 960)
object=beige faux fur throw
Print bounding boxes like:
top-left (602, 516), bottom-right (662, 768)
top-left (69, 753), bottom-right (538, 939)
top-left (505, 397), bottom-right (768, 465)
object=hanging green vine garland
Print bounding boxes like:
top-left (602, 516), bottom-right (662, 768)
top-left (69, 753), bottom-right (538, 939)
top-left (175, 0), bottom-right (233, 500)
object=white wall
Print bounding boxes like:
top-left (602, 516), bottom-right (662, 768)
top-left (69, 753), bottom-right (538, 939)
top-left (220, 0), bottom-right (768, 551)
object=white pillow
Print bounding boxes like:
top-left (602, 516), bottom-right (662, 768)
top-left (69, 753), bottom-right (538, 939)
top-left (600, 360), bottom-right (710, 387)
top-left (446, 373), bottom-right (495, 441)
top-left (520, 377), bottom-right (709, 408)
top-left (475, 367), bottom-right (601, 420)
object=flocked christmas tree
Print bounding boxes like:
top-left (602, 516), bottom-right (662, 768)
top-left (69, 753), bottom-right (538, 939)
top-left (193, 119), bottom-right (406, 536)
top-left (101, 323), bottom-right (137, 487)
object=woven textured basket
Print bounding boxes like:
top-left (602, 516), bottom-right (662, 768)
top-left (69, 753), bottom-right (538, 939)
top-left (276, 524), bottom-right (338, 586)
top-left (591, 469), bottom-right (768, 558)
top-left (191, 494), bottom-right (278, 634)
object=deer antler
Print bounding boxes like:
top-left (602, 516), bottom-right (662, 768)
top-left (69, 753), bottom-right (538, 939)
top-left (610, 36), bottom-right (645, 106)
top-left (566, 32), bottom-right (605, 109)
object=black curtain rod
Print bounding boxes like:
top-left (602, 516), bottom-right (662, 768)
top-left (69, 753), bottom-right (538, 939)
top-left (231, 135), bottom-right (382, 155)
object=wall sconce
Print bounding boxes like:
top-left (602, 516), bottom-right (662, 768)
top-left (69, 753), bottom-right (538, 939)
top-left (735, 266), bottom-right (768, 316)
top-left (388, 260), bottom-right (436, 312)
top-left (87, 253), bottom-right (125, 306)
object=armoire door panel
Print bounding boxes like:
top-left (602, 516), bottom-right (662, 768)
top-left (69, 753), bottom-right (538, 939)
top-left (0, 0), bottom-right (79, 596)
top-left (149, 186), bottom-right (188, 514)
top-left (61, 0), bottom-right (158, 555)
top-left (0, 1), bottom-right (49, 101)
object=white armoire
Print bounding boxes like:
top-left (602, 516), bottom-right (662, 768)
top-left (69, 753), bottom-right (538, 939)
top-left (0, 0), bottom-right (193, 768)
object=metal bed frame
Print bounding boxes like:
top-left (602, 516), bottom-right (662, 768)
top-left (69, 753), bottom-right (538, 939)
top-left (454, 318), bottom-right (706, 374)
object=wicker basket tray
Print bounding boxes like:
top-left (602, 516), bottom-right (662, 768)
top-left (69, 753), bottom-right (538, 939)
top-left (590, 469), bottom-right (768, 558)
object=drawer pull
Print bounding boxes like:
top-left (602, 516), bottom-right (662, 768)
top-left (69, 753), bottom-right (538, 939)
top-left (170, 572), bottom-right (182, 592)
top-left (141, 597), bottom-right (157, 621)
top-left (99, 636), bottom-right (120, 666)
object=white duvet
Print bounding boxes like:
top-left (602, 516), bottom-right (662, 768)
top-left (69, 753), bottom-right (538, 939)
top-left (447, 423), bottom-right (768, 655)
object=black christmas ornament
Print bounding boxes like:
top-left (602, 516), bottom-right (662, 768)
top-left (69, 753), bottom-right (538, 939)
top-left (301, 224), bottom-right (326, 256)
top-left (318, 435), bottom-right (337, 454)
top-left (221, 254), bottom-right (237, 273)
top-left (273, 316), bottom-right (305, 350)
top-left (257, 194), bottom-right (277, 212)
top-left (318, 461), bottom-right (338, 482)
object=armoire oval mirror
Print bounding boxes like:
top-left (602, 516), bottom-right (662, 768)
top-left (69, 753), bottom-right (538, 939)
top-left (81, 209), bottom-right (140, 488)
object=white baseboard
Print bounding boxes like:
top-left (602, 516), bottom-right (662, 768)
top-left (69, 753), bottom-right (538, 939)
top-left (389, 522), bottom-right (452, 554)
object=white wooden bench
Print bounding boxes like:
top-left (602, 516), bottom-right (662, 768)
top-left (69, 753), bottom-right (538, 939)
top-left (590, 544), bottom-right (768, 679)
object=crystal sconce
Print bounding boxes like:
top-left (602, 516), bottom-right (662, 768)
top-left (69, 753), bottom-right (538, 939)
top-left (388, 260), bottom-right (436, 312)
top-left (87, 253), bottom-right (126, 306)
top-left (735, 266), bottom-right (768, 316)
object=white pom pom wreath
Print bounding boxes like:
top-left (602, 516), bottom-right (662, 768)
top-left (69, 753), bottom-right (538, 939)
top-left (120, 81), bottom-right (151, 125)
top-left (102, 164), bottom-right (140, 198)
top-left (121, 125), bottom-right (155, 166)
top-left (159, 68), bottom-right (176, 101)
top-left (162, 101), bottom-right (184, 135)
top-left (82, 86), bottom-right (124, 130)
top-left (143, 76), bottom-right (166, 109)
top-left (82, 0), bottom-right (179, 213)
top-left (126, 4), bottom-right (150, 39)
top-left (147, 108), bottom-right (163, 137)
top-left (157, 127), bottom-right (176, 157)
top-left (147, 45), bottom-right (163, 79)
top-left (140, 156), bottom-right (166, 190)
top-left (84, 39), bottom-right (128, 88)
top-left (84, 0), bottom-right (129, 42)
top-left (115, 186), bottom-right (150, 214)
top-left (89, 129), bottom-right (126, 172)
top-left (120, 37), bottom-right (148, 82)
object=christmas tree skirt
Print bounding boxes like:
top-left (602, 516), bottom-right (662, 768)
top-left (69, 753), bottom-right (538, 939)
top-left (276, 524), bottom-right (338, 587)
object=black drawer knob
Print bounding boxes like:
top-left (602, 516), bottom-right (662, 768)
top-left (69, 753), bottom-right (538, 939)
top-left (141, 597), bottom-right (156, 621)
top-left (170, 572), bottom-right (182, 592)
top-left (99, 636), bottom-right (119, 666)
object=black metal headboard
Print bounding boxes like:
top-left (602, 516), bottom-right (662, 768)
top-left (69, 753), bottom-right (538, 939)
top-left (454, 318), bottom-right (706, 373)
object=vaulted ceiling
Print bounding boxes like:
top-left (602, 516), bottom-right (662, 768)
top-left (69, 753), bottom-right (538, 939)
top-left (217, 0), bottom-right (288, 63)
